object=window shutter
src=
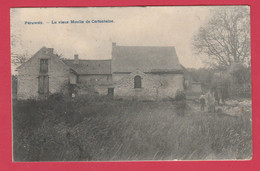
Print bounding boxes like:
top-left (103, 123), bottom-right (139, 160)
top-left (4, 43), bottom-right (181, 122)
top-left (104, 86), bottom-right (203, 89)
top-left (43, 76), bottom-right (49, 94)
top-left (38, 76), bottom-right (44, 94)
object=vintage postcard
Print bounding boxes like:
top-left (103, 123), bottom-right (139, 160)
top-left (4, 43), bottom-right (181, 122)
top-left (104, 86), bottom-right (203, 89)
top-left (11, 6), bottom-right (252, 161)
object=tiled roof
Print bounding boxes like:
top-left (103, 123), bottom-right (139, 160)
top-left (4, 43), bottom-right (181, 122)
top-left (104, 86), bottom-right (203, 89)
top-left (111, 45), bottom-right (182, 73)
top-left (63, 59), bottom-right (111, 75)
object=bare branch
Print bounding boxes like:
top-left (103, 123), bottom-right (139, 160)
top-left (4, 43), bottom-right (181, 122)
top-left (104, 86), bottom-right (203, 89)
top-left (192, 6), bottom-right (250, 69)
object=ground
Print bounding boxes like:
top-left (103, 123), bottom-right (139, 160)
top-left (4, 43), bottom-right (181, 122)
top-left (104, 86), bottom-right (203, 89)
top-left (12, 96), bottom-right (252, 161)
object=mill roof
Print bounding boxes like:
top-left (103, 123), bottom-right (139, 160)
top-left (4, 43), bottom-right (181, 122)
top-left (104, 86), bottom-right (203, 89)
top-left (111, 45), bottom-right (182, 73)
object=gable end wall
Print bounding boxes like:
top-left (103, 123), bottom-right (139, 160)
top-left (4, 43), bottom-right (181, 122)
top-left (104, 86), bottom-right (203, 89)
top-left (17, 50), bottom-right (70, 99)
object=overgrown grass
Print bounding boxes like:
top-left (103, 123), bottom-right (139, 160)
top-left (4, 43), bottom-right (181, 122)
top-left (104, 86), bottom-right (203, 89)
top-left (12, 95), bottom-right (252, 161)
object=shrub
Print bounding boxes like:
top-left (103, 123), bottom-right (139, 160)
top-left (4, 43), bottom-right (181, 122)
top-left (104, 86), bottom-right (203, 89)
top-left (175, 90), bottom-right (186, 101)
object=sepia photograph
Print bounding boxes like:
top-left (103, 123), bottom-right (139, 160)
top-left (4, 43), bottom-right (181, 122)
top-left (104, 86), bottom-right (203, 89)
top-left (11, 6), bottom-right (252, 161)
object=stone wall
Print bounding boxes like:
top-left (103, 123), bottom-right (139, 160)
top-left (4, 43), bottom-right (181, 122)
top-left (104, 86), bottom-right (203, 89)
top-left (69, 73), bottom-right (77, 84)
top-left (76, 84), bottom-right (109, 96)
top-left (191, 83), bottom-right (202, 93)
top-left (113, 71), bottom-right (184, 100)
top-left (78, 75), bottom-right (112, 86)
top-left (76, 75), bottom-right (112, 96)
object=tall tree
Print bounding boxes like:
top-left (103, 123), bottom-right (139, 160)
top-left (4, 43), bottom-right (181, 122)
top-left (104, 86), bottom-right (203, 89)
top-left (193, 7), bottom-right (250, 70)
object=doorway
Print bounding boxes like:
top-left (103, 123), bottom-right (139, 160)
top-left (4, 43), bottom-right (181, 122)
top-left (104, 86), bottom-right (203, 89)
top-left (108, 88), bottom-right (114, 98)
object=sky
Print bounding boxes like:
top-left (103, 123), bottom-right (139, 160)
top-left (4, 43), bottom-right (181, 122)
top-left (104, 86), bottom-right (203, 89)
top-left (11, 7), bottom-right (212, 72)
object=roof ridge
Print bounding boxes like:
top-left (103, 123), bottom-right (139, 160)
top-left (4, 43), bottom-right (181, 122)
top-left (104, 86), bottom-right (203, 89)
top-left (62, 59), bottom-right (112, 61)
top-left (115, 45), bottom-right (175, 48)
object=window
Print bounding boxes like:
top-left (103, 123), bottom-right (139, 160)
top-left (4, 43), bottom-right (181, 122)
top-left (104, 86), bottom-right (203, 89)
top-left (40, 59), bottom-right (48, 73)
top-left (134, 75), bottom-right (142, 88)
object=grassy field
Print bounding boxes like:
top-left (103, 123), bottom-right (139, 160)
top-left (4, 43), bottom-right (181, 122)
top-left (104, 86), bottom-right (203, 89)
top-left (12, 96), bottom-right (252, 161)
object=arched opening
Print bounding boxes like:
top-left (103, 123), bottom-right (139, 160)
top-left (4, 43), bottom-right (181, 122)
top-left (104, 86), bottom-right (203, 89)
top-left (134, 75), bottom-right (142, 88)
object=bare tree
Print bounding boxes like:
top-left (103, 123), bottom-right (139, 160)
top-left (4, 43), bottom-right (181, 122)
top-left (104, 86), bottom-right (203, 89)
top-left (11, 29), bottom-right (28, 66)
top-left (193, 7), bottom-right (250, 70)
top-left (11, 54), bottom-right (28, 66)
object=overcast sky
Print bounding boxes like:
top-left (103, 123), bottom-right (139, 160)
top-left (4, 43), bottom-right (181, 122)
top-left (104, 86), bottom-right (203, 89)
top-left (11, 7), bottom-right (212, 71)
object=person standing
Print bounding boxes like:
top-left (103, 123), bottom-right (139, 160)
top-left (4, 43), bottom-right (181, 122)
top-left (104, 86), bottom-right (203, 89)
top-left (199, 94), bottom-right (206, 111)
top-left (214, 88), bottom-right (220, 105)
top-left (207, 88), bottom-right (216, 113)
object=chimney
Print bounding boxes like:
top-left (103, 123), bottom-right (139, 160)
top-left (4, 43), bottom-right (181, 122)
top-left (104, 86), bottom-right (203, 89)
top-left (112, 42), bottom-right (116, 47)
top-left (112, 42), bottom-right (116, 59)
top-left (74, 54), bottom-right (79, 64)
top-left (45, 48), bottom-right (54, 54)
top-left (48, 48), bottom-right (54, 54)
